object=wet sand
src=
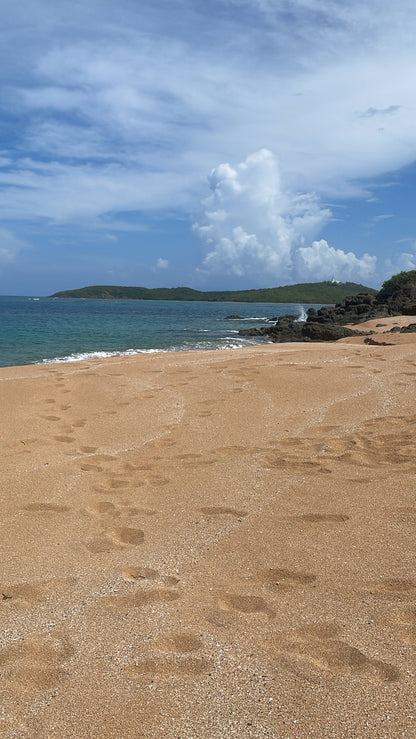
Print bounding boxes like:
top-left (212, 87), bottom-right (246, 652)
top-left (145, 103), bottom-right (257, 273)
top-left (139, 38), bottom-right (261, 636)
top-left (1, 316), bottom-right (415, 738)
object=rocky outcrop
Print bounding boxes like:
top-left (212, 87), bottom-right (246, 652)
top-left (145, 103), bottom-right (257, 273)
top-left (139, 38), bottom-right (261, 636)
top-left (237, 271), bottom-right (416, 344)
top-left (302, 322), bottom-right (362, 341)
top-left (306, 293), bottom-right (390, 326)
top-left (381, 284), bottom-right (416, 315)
top-left (240, 318), bottom-right (366, 343)
top-left (390, 323), bottom-right (416, 334)
top-left (239, 316), bottom-right (304, 342)
top-left (376, 271), bottom-right (416, 315)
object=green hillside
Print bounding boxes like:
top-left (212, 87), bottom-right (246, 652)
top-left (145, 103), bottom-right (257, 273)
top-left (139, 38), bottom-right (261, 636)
top-left (51, 281), bottom-right (377, 303)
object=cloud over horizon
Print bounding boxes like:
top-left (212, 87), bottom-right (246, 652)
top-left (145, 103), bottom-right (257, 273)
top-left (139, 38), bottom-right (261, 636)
top-left (194, 150), bottom-right (376, 284)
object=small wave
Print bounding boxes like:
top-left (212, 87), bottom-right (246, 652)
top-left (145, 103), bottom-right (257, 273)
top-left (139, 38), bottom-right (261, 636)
top-left (41, 348), bottom-right (165, 364)
top-left (39, 334), bottom-right (270, 364)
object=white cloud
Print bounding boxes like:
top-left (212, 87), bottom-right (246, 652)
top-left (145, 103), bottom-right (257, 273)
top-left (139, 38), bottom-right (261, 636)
top-left (372, 214), bottom-right (393, 223)
top-left (0, 228), bottom-right (30, 264)
top-left (296, 240), bottom-right (377, 282)
top-left (4, 0), bottom-right (416, 208)
top-left (194, 149), bottom-right (335, 282)
top-left (155, 257), bottom-right (169, 269)
top-left (0, 160), bottom-right (195, 222)
top-left (383, 246), bottom-right (416, 276)
top-left (194, 150), bottom-right (384, 284)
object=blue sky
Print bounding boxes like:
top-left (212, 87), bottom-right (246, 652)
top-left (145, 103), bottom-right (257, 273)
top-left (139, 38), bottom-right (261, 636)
top-left (1, 0), bottom-right (416, 295)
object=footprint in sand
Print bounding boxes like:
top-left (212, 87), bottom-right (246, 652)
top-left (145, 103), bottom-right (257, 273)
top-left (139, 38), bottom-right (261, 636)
top-left (86, 501), bottom-right (122, 519)
top-left (217, 592), bottom-right (275, 618)
top-left (174, 453), bottom-right (218, 468)
top-left (125, 632), bottom-right (208, 680)
top-left (121, 462), bottom-right (153, 472)
top-left (101, 588), bottom-right (180, 610)
top-left (94, 472), bottom-right (170, 493)
top-left (1, 577), bottom-right (77, 607)
top-left (124, 655), bottom-right (209, 680)
top-left (86, 501), bottom-right (155, 522)
top-left (0, 633), bottom-right (73, 691)
top-left (78, 462), bottom-right (104, 472)
top-left (367, 577), bottom-right (416, 600)
top-left (22, 502), bottom-right (70, 513)
top-left (53, 435), bottom-right (76, 444)
top-left (77, 454), bottom-right (117, 473)
top-left (254, 567), bottom-right (316, 591)
top-left (85, 526), bottom-right (144, 553)
top-left (108, 479), bottom-right (131, 489)
top-left (156, 632), bottom-right (203, 653)
top-left (121, 566), bottom-right (179, 586)
top-left (146, 474), bottom-right (170, 486)
top-left (271, 623), bottom-right (399, 683)
top-left (108, 526), bottom-right (145, 545)
top-left (198, 506), bottom-right (248, 518)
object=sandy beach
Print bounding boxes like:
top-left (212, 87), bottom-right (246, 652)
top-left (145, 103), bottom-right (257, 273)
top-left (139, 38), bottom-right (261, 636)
top-left (1, 316), bottom-right (415, 738)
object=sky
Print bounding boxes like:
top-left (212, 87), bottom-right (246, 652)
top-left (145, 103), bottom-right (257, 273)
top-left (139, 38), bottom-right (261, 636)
top-left (1, 0), bottom-right (416, 295)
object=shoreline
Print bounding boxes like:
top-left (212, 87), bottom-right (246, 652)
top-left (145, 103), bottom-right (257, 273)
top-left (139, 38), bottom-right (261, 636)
top-left (1, 314), bottom-right (415, 374)
top-left (1, 329), bottom-right (415, 737)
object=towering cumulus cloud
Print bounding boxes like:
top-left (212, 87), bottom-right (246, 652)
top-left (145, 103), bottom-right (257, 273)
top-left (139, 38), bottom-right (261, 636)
top-left (194, 150), bottom-right (376, 284)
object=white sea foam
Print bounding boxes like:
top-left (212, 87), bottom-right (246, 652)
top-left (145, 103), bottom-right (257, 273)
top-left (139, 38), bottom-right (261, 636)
top-left (41, 348), bottom-right (165, 364)
top-left (295, 306), bottom-right (308, 322)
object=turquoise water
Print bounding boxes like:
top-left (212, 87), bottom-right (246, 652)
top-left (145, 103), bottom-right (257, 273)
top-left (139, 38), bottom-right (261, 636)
top-left (0, 296), bottom-right (318, 367)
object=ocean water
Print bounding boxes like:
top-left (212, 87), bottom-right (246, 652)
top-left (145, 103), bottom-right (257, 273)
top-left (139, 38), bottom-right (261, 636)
top-left (0, 296), bottom-right (319, 368)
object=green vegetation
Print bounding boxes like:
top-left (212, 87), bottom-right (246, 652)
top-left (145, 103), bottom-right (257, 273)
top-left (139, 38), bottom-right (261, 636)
top-left (377, 270), bottom-right (416, 300)
top-left (51, 280), bottom-right (376, 303)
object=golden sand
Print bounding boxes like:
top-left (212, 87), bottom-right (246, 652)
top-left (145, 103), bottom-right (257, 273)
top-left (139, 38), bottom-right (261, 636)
top-left (1, 316), bottom-right (415, 738)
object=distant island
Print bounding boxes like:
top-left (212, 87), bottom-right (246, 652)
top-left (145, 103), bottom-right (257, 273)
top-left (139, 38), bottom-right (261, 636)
top-left (51, 280), bottom-right (377, 304)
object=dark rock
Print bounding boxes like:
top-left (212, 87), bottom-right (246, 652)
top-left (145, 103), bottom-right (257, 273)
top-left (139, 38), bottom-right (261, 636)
top-left (225, 314), bottom-right (244, 319)
top-left (267, 318), bottom-right (304, 342)
top-left (238, 326), bottom-right (270, 337)
top-left (309, 293), bottom-right (390, 326)
top-left (364, 337), bottom-right (393, 346)
top-left (302, 322), bottom-right (362, 342)
top-left (239, 317), bottom-right (365, 343)
top-left (238, 314), bottom-right (305, 342)
top-left (377, 279), bottom-right (416, 315)
top-left (388, 322), bottom-right (416, 334)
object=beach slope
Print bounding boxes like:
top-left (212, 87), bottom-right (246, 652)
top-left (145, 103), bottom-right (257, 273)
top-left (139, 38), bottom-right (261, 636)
top-left (1, 318), bottom-right (415, 738)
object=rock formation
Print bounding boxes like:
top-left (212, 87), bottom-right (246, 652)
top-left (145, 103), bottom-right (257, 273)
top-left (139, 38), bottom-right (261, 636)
top-left (238, 271), bottom-right (416, 344)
